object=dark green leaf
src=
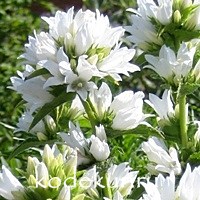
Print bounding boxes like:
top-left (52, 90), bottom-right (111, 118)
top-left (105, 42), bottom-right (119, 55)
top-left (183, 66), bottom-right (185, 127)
top-left (29, 92), bottom-right (75, 131)
top-left (8, 138), bottom-right (57, 160)
top-left (26, 68), bottom-right (49, 80)
top-left (106, 124), bottom-right (163, 139)
top-left (180, 82), bottom-right (200, 95)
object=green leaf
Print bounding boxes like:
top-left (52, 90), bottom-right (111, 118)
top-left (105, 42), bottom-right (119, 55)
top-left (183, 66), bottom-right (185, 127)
top-left (189, 152), bottom-right (200, 166)
top-left (26, 68), bottom-right (49, 80)
top-left (174, 29), bottom-right (200, 42)
top-left (29, 92), bottom-right (75, 131)
top-left (179, 82), bottom-right (200, 95)
top-left (106, 124), bottom-right (163, 139)
top-left (8, 138), bottom-right (57, 160)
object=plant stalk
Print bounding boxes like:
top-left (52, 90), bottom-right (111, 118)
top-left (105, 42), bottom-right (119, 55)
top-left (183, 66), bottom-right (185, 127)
top-left (179, 94), bottom-right (188, 148)
top-left (102, 173), bottom-right (112, 199)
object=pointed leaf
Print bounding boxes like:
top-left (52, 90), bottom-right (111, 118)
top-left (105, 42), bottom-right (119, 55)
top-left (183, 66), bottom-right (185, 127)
top-left (8, 138), bottom-right (57, 160)
top-left (29, 92), bottom-right (75, 131)
top-left (106, 124), bottom-right (163, 139)
top-left (26, 68), bottom-right (49, 80)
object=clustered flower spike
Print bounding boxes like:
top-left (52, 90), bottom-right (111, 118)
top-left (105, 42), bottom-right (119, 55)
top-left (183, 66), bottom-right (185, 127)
top-left (4, 1), bottom-right (200, 199)
top-left (145, 43), bottom-right (196, 85)
top-left (12, 7), bottom-right (140, 105)
top-left (142, 137), bottom-right (182, 175)
top-left (89, 82), bottom-right (150, 130)
top-left (59, 122), bottom-right (110, 164)
top-left (0, 144), bottom-right (138, 200)
top-left (140, 164), bottom-right (200, 199)
top-left (126, 0), bottom-right (200, 52)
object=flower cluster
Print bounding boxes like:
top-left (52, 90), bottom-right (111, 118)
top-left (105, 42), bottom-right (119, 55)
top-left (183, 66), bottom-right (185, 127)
top-left (0, 145), bottom-right (137, 199)
top-left (2, 0), bottom-right (200, 199)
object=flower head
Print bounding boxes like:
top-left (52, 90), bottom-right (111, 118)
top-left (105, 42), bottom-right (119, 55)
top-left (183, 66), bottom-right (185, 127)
top-left (106, 163), bottom-right (138, 197)
top-left (140, 173), bottom-right (175, 200)
top-left (59, 122), bottom-right (110, 164)
top-left (145, 43), bottom-right (196, 84)
top-left (146, 90), bottom-right (175, 121)
top-left (19, 31), bottom-right (57, 65)
top-left (126, 15), bottom-right (163, 51)
top-left (110, 91), bottom-right (149, 130)
top-left (176, 164), bottom-right (200, 199)
top-left (15, 110), bottom-right (45, 134)
top-left (142, 137), bottom-right (181, 175)
top-left (0, 166), bottom-right (24, 200)
top-left (89, 135), bottom-right (110, 161)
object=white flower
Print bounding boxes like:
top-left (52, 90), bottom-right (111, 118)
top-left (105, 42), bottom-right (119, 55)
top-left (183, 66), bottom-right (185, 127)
top-left (59, 122), bottom-right (110, 163)
top-left (15, 111), bottom-right (45, 134)
top-left (146, 90), bottom-right (175, 120)
top-left (20, 31), bottom-right (57, 65)
top-left (59, 121), bottom-right (89, 158)
top-left (10, 76), bottom-right (54, 112)
top-left (110, 91), bottom-right (149, 130)
top-left (57, 185), bottom-right (71, 200)
top-left (35, 162), bottom-right (49, 188)
top-left (79, 166), bottom-right (98, 189)
top-left (57, 56), bottom-right (97, 100)
top-left (0, 166), bottom-right (24, 200)
top-left (176, 164), bottom-right (200, 199)
top-left (173, 43), bottom-right (196, 81)
top-left (59, 122), bottom-right (91, 165)
top-left (145, 45), bottom-right (175, 81)
top-left (89, 83), bottom-right (149, 130)
top-left (42, 8), bottom-right (124, 54)
top-left (140, 173), bottom-right (175, 200)
top-left (142, 137), bottom-right (182, 175)
top-left (135, 0), bottom-right (173, 25)
top-left (126, 15), bottom-right (163, 51)
top-left (96, 45), bottom-right (140, 81)
top-left (89, 82), bottom-right (112, 120)
top-left (184, 1), bottom-right (200, 30)
top-left (95, 124), bottom-right (107, 142)
top-left (145, 43), bottom-right (196, 84)
top-left (107, 163), bottom-right (138, 197)
top-left (89, 135), bottom-right (110, 161)
top-left (39, 47), bottom-right (69, 88)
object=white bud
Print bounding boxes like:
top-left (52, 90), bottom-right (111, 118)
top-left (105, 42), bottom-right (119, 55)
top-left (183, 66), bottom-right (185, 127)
top-left (89, 135), bottom-right (110, 161)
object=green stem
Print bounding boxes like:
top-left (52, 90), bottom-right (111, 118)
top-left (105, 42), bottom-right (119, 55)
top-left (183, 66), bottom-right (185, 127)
top-left (102, 173), bottom-right (112, 199)
top-left (81, 99), bottom-right (97, 131)
top-left (179, 94), bottom-right (188, 148)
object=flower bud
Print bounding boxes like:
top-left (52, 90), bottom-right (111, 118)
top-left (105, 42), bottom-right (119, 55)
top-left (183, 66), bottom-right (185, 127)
top-left (64, 151), bottom-right (77, 178)
top-left (45, 115), bottom-right (56, 132)
top-left (48, 177), bottom-right (61, 188)
top-left (89, 135), bottom-right (110, 161)
top-left (173, 10), bottom-right (181, 24)
top-left (57, 185), bottom-right (71, 200)
top-left (27, 157), bottom-right (39, 176)
top-left (35, 163), bottom-right (49, 188)
top-left (42, 145), bottom-right (55, 167)
top-left (27, 175), bottom-right (37, 186)
top-left (37, 132), bottom-right (48, 141)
